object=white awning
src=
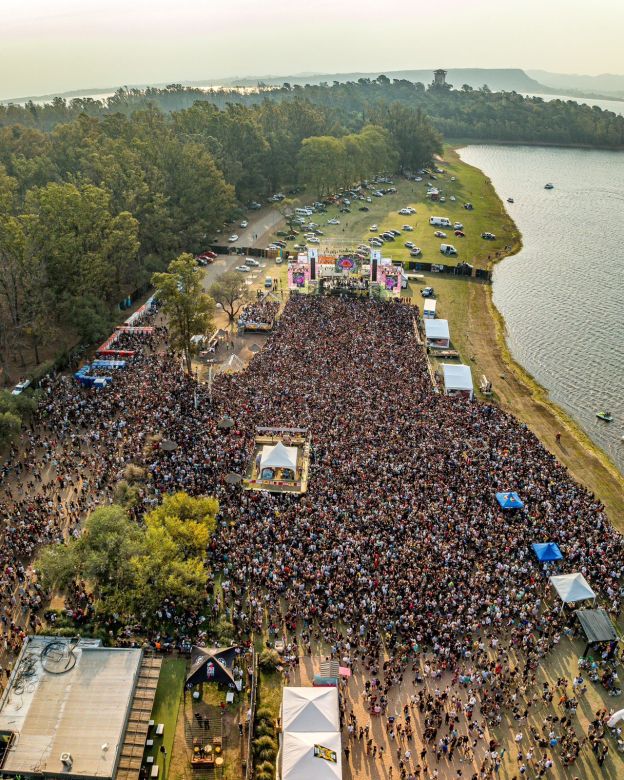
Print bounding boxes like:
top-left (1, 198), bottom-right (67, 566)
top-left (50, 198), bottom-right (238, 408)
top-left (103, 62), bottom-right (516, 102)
top-left (282, 687), bottom-right (340, 733)
top-left (260, 442), bottom-right (297, 471)
top-left (282, 731), bottom-right (342, 780)
top-left (443, 364), bottom-right (473, 392)
top-left (424, 319), bottom-right (449, 340)
top-left (550, 573), bottom-right (596, 603)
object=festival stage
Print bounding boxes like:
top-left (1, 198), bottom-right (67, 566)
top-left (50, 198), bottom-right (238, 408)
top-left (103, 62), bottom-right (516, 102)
top-left (243, 427), bottom-right (311, 494)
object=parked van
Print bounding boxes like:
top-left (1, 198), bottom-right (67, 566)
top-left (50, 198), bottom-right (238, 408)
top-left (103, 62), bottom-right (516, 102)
top-left (295, 207), bottom-right (313, 216)
top-left (423, 299), bottom-right (437, 319)
top-left (264, 276), bottom-right (273, 289)
top-left (429, 216), bottom-right (452, 228)
top-left (440, 244), bottom-right (457, 256)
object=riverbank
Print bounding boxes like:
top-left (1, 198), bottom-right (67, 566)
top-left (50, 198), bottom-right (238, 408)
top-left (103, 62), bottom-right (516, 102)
top-left (442, 147), bottom-right (624, 527)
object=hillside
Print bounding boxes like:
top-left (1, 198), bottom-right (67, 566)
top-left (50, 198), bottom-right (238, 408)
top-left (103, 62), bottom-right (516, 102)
top-left (529, 69), bottom-right (624, 98)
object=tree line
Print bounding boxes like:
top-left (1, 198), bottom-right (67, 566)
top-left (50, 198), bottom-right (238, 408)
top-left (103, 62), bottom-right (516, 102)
top-left (0, 96), bottom-right (440, 380)
top-left (3, 77), bottom-right (623, 148)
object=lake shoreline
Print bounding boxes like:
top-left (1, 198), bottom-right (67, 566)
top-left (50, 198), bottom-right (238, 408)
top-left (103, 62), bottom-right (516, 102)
top-left (451, 147), bottom-right (624, 526)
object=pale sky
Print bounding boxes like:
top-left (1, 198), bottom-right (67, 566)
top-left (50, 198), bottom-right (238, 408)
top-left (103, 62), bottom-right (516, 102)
top-left (1, 0), bottom-right (622, 99)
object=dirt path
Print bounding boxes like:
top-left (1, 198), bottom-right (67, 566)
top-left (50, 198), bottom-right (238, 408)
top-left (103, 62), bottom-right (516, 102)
top-left (466, 282), bottom-right (624, 527)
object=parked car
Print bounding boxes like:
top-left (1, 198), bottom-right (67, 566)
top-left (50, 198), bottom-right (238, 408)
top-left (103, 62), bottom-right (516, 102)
top-left (240, 220), bottom-right (248, 228)
top-left (481, 232), bottom-right (496, 240)
top-left (402, 224), bottom-right (414, 231)
top-left (454, 222), bottom-right (463, 230)
top-left (369, 224), bottom-right (378, 231)
top-left (245, 258), bottom-right (260, 267)
top-left (434, 230), bottom-right (447, 238)
top-left (359, 206), bottom-right (370, 211)
top-left (235, 265), bottom-right (250, 272)
top-left (327, 218), bottom-right (340, 225)
top-left (12, 379), bottom-right (31, 396)
top-left (248, 201), bottom-right (262, 210)
top-left (390, 229), bottom-right (401, 236)
top-left (454, 230), bottom-right (465, 237)
top-left (228, 234), bottom-right (239, 242)
top-left (410, 248), bottom-right (422, 257)
top-left (421, 287), bottom-right (435, 297)
top-left (404, 241), bottom-right (415, 249)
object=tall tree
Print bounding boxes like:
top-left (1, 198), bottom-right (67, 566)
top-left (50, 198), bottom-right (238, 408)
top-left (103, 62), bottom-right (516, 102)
top-left (152, 253), bottom-right (215, 374)
top-left (209, 271), bottom-right (252, 331)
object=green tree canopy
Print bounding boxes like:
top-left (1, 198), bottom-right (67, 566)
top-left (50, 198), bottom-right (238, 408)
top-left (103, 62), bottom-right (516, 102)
top-left (152, 253), bottom-right (215, 373)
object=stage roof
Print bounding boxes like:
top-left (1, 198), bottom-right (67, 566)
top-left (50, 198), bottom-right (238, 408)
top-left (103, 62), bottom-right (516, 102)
top-left (0, 636), bottom-right (142, 779)
top-left (260, 441), bottom-right (297, 471)
top-left (575, 608), bottom-right (618, 644)
top-left (282, 687), bottom-right (340, 733)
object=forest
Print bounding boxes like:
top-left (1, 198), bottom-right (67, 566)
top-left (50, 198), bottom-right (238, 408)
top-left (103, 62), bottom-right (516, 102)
top-left (0, 94), bottom-right (440, 381)
top-left (2, 77), bottom-right (623, 147)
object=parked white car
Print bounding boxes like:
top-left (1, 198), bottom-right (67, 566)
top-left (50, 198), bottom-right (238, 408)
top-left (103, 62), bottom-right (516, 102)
top-left (327, 218), bottom-right (340, 225)
top-left (235, 265), bottom-right (250, 272)
top-left (240, 220), bottom-right (249, 228)
top-left (228, 234), bottom-right (239, 242)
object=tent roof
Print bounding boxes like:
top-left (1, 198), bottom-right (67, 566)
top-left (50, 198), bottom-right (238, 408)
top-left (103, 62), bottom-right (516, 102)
top-left (424, 319), bottom-right (449, 339)
top-left (260, 441), bottom-right (297, 471)
top-left (532, 542), bottom-right (563, 562)
top-left (550, 573), bottom-right (596, 603)
top-left (575, 608), bottom-right (618, 644)
top-left (186, 645), bottom-right (241, 687)
top-left (442, 363), bottom-right (473, 391)
top-left (282, 731), bottom-right (342, 780)
top-left (282, 687), bottom-right (340, 733)
top-left (496, 491), bottom-right (524, 509)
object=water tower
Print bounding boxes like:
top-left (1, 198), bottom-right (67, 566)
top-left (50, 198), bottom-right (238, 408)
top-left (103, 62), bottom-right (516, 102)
top-left (433, 69), bottom-right (447, 87)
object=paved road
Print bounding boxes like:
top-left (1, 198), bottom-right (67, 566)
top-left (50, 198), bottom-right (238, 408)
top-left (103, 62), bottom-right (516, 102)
top-left (228, 206), bottom-right (284, 248)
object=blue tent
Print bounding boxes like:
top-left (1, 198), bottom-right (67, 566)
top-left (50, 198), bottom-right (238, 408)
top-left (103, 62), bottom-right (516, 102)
top-left (495, 491), bottom-right (524, 509)
top-left (532, 542), bottom-right (563, 562)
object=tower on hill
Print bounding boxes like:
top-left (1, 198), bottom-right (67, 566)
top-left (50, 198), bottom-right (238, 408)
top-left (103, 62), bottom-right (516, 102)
top-left (433, 69), bottom-right (447, 87)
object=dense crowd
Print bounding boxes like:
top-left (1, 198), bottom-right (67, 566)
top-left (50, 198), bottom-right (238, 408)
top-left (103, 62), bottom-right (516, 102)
top-left (0, 294), bottom-right (622, 774)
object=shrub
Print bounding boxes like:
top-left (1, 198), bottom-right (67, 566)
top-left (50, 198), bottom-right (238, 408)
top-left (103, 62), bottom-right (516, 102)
top-left (255, 706), bottom-right (274, 724)
top-left (255, 721), bottom-right (275, 738)
top-left (259, 648), bottom-right (280, 672)
top-left (258, 747), bottom-right (277, 762)
top-left (254, 735), bottom-right (277, 754)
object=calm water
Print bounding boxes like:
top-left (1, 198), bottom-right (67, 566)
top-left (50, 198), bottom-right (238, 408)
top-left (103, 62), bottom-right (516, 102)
top-left (524, 93), bottom-right (624, 117)
top-left (459, 145), bottom-right (624, 474)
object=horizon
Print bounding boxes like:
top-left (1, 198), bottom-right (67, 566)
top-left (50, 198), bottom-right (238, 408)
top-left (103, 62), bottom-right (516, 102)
top-left (1, 0), bottom-right (622, 99)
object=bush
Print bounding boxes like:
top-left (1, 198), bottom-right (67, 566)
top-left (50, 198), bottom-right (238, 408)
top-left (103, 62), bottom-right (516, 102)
top-left (214, 614), bottom-right (235, 643)
top-left (258, 747), bottom-right (277, 762)
top-left (255, 721), bottom-right (275, 738)
top-left (123, 464), bottom-right (146, 483)
top-left (259, 648), bottom-right (280, 672)
top-left (255, 706), bottom-right (274, 724)
top-left (253, 735), bottom-right (277, 754)
top-left (257, 761), bottom-right (275, 775)
top-left (255, 772), bottom-right (273, 780)
top-left (0, 411), bottom-right (21, 448)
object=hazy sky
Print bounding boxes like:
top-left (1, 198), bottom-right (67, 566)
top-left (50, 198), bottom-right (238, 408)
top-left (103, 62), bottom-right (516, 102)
top-left (1, 0), bottom-right (622, 99)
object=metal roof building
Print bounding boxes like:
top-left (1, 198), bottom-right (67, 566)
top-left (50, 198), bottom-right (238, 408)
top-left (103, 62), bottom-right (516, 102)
top-left (0, 636), bottom-right (161, 780)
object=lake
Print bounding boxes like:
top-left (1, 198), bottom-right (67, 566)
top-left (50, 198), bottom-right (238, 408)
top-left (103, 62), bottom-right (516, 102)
top-left (459, 145), bottom-right (624, 474)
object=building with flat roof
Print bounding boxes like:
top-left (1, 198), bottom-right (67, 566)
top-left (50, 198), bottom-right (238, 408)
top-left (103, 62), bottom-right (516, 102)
top-left (0, 636), bottom-right (161, 780)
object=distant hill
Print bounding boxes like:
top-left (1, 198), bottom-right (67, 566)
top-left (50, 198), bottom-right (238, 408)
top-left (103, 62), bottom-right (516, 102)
top-left (3, 68), bottom-right (550, 105)
top-left (529, 70), bottom-right (624, 98)
top-left (222, 68), bottom-right (548, 93)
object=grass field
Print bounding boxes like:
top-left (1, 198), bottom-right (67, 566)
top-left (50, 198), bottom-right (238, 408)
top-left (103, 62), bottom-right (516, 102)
top-left (269, 147), bottom-right (519, 271)
top-left (147, 658), bottom-right (186, 779)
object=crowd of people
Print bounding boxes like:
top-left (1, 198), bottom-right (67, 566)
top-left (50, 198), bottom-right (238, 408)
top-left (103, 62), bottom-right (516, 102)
top-left (0, 293), bottom-right (622, 775)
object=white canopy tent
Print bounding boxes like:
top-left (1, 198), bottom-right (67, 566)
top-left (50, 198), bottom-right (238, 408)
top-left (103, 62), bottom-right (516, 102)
top-left (260, 441), bottom-right (297, 472)
top-left (424, 318), bottom-right (450, 348)
top-left (282, 731), bottom-right (342, 780)
top-left (550, 573), bottom-right (596, 607)
top-left (442, 364), bottom-right (473, 399)
top-left (282, 687), bottom-right (340, 733)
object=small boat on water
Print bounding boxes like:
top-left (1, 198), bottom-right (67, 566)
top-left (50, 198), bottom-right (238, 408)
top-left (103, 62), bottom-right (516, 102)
top-left (507, 197), bottom-right (514, 203)
top-left (544, 183), bottom-right (554, 190)
top-left (596, 410), bottom-right (613, 422)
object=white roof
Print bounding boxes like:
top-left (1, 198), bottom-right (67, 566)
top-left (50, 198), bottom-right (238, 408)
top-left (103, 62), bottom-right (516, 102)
top-left (443, 363), bottom-right (473, 391)
top-left (282, 687), bottom-right (340, 733)
top-left (282, 731), bottom-right (342, 780)
top-left (550, 573), bottom-right (596, 603)
top-left (260, 441), bottom-right (297, 471)
top-left (0, 636), bottom-right (141, 778)
top-left (424, 319), bottom-right (449, 339)
top-left (423, 298), bottom-right (437, 310)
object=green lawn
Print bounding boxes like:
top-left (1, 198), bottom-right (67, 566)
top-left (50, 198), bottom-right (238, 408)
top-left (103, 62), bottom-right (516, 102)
top-left (270, 147), bottom-right (519, 271)
top-left (146, 658), bottom-right (186, 779)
